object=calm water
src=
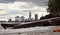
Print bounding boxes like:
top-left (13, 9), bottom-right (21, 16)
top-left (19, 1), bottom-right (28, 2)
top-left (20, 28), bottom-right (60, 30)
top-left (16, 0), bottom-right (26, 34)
top-left (0, 26), bottom-right (60, 35)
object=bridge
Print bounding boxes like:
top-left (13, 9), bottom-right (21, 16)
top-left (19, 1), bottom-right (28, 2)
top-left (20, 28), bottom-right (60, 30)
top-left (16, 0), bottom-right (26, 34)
top-left (1, 17), bottom-right (60, 29)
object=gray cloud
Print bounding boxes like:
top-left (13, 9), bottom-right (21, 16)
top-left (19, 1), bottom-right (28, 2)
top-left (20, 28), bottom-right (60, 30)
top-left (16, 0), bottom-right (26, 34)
top-left (0, 0), bottom-right (16, 3)
top-left (0, 0), bottom-right (48, 7)
top-left (0, 0), bottom-right (48, 3)
top-left (19, 0), bottom-right (48, 8)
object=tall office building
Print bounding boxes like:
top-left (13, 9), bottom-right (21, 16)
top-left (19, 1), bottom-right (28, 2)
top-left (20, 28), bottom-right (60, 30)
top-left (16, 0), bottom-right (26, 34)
top-left (35, 14), bottom-right (38, 20)
top-left (29, 12), bottom-right (31, 21)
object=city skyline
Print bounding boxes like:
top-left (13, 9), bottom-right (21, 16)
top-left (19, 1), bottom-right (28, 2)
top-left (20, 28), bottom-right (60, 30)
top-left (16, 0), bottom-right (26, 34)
top-left (0, 0), bottom-right (49, 20)
top-left (0, 12), bottom-right (41, 21)
top-left (0, 11), bottom-right (49, 21)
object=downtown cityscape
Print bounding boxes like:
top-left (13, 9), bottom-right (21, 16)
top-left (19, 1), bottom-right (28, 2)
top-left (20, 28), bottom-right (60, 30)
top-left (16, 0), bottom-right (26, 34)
top-left (8, 12), bottom-right (39, 22)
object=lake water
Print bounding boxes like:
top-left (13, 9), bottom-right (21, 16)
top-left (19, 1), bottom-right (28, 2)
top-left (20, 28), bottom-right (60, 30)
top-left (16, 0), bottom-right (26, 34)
top-left (0, 26), bottom-right (60, 35)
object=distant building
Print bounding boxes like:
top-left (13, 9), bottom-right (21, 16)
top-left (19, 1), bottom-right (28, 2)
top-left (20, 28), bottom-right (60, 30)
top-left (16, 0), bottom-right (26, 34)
top-left (15, 16), bottom-right (24, 22)
top-left (40, 14), bottom-right (44, 20)
top-left (28, 12), bottom-right (32, 21)
top-left (35, 14), bottom-right (38, 20)
top-left (8, 19), bottom-right (12, 22)
top-left (15, 16), bottom-right (20, 22)
top-left (20, 16), bottom-right (24, 21)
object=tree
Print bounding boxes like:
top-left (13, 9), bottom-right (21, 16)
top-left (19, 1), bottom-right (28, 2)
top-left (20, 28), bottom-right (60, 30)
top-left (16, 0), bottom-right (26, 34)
top-left (40, 0), bottom-right (60, 20)
top-left (47, 0), bottom-right (60, 13)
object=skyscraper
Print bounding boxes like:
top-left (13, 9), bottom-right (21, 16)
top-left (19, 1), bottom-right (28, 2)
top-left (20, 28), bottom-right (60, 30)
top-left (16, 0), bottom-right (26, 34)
top-left (29, 12), bottom-right (31, 21)
top-left (35, 14), bottom-right (38, 20)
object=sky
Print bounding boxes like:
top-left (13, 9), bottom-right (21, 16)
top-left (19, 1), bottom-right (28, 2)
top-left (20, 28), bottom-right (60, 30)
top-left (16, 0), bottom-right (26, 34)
top-left (0, 0), bottom-right (49, 20)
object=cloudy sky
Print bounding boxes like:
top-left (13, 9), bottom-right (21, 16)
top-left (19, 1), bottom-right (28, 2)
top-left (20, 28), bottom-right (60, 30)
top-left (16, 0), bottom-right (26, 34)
top-left (0, 0), bottom-right (49, 20)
